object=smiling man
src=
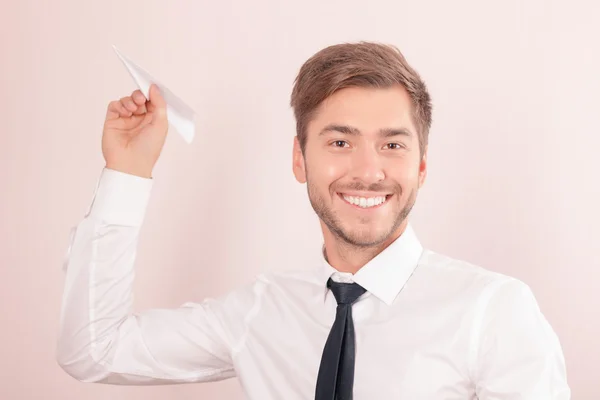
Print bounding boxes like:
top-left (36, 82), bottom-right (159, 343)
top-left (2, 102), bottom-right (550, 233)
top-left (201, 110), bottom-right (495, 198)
top-left (57, 42), bottom-right (570, 399)
top-left (294, 86), bottom-right (423, 272)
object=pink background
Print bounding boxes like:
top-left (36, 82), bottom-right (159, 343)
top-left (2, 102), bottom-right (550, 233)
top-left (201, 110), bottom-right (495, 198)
top-left (1, 0), bottom-right (598, 398)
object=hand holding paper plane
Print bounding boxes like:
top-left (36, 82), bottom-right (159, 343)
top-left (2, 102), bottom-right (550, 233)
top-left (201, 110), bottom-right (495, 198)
top-left (112, 45), bottom-right (195, 144)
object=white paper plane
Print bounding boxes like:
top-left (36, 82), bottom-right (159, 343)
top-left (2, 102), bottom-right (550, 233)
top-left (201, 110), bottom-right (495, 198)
top-left (112, 45), bottom-right (195, 144)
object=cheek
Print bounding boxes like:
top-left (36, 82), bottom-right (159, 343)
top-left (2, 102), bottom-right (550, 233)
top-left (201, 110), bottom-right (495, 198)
top-left (388, 158), bottom-right (421, 181)
top-left (307, 153), bottom-right (348, 186)
top-left (324, 163), bottom-right (346, 181)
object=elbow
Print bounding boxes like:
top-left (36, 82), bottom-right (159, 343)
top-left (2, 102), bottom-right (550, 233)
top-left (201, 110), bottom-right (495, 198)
top-left (56, 360), bottom-right (96, 383)
top-left (56, 358), bottom-right (103, 383)
top-left (55, 341), bottom-right (111, 383)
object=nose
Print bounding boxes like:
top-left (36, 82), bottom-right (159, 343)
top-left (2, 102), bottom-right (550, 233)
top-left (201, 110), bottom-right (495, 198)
top-left (349, 146), bottom-right (385, 185)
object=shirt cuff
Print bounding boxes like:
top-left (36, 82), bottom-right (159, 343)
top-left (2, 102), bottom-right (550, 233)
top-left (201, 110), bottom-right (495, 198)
top-left (86, 168), bottom-right (154, 226)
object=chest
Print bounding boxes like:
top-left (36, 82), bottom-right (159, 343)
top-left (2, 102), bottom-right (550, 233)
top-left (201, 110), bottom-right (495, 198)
top-left (233, 293), bottom-right (476, 399)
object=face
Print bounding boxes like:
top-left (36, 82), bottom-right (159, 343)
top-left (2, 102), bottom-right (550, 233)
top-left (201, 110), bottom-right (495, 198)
top-left (293, 85), bottom-right (427, 248)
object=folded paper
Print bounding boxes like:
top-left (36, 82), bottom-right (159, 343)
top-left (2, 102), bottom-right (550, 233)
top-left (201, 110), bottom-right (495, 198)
top-left (112, 45), bottom-right (195, 144)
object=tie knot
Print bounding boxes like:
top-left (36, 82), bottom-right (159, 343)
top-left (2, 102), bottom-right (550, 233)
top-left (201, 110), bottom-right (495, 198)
top-left (327, 278), bottom-right (366, 305)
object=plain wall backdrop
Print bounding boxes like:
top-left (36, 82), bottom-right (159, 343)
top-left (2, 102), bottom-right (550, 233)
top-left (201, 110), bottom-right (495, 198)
top-left (1, 0), bottom-right (598, 398)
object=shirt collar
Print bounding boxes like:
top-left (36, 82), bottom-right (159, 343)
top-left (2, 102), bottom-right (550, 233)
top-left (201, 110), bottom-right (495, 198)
top-left (318, 223), bottom-right (424, 306)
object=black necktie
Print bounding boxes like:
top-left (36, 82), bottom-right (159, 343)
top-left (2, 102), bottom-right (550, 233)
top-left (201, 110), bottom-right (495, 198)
top-left (315, 277), bottom-right (367, 400)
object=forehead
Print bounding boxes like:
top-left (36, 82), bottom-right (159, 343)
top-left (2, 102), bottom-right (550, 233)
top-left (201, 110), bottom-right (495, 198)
top-left (308, 85), bottom-right (417, 135)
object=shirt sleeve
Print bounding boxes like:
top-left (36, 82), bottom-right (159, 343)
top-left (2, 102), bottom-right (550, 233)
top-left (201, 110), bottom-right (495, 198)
top-left (473, 278), bottom-right (571, 399)
top-left (56, 168), bottom-right (264, 385)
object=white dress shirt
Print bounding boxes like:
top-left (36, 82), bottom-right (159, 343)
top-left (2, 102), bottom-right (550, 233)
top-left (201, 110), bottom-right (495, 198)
top-left (56, 168), bottom-right (571, 399)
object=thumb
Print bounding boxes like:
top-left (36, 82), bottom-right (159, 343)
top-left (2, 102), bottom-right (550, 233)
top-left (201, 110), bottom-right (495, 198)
top-left (148, 83), bottom-right (167, 124)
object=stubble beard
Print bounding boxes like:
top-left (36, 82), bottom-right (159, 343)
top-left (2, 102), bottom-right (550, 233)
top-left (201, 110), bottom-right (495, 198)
top-left (307, 178), bottom-right (417, 249)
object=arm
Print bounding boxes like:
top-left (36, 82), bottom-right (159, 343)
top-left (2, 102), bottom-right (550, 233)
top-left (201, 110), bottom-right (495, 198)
top-left (472, 278), bottom-right (571, 399)
top-left (56, 168), bottom-right (262, 385)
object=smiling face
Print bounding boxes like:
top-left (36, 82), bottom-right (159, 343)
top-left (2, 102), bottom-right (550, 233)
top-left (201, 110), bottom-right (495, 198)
top-left (293, 84), bottom-right (427, 248)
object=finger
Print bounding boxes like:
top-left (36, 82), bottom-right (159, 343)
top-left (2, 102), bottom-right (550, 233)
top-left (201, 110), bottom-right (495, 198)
top-left (106, 101), bottom-right (120, 120)
top-left (120, 96), bottom-right (137, 113)
top-left (132, 103), bottom-right (147, 115)
top-left (148, 84), bottom-right (167, 124)
top-left (132, 98), bottom-right (147, 115)
top-left (149, 84), bottom-right (167, 109)
top-left (107, 100), bottom-right (131, 119)
top-left (106, 109), bottom-right (119, 120)
top-left (132, 90), bottom-right (147, 105)
top-left (130, 91), bottom-right (148, 115)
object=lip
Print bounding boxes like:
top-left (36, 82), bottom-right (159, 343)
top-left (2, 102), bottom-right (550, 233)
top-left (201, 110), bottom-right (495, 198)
top-left (337, 192), bottom-right (392, 210)
top-left (337, 191), bottom-right (392, 197)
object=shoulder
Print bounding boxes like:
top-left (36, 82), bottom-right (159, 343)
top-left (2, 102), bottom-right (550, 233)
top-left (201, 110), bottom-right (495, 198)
top-left (417, 248), bottom-right (528, 292)
top-left (256, 265), bottom-right (324, 287)
top-left (412, 249), bottom-right (540, 316)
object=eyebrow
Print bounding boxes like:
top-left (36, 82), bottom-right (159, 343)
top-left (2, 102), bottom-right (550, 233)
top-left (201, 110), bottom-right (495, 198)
top-left (318, 124), bottom-right (414, 139)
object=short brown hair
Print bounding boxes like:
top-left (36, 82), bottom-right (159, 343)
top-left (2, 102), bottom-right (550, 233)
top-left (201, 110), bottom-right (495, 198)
top-left (290, 41), bottom-right (432, 158)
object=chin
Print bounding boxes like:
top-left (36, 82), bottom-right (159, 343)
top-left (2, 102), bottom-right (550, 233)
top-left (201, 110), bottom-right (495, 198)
top-left (338, 225), bottom-right (394, 248)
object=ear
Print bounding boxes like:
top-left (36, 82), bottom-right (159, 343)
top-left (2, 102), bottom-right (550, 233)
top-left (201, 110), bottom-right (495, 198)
top-left (292, 136), bottom-right (307, 184)
top-left (418, 145), bottom-right (428, 188)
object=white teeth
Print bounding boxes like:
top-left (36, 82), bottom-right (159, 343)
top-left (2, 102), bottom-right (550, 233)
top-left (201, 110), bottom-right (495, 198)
top-left (342, 194), bottom-right (388, 208)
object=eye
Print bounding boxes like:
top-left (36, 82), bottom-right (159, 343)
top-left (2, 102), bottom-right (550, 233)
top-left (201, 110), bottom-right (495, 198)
top-left (386, 143), bottom-right (404, 150)
top-left (331, 140), bottom-right (349, 148)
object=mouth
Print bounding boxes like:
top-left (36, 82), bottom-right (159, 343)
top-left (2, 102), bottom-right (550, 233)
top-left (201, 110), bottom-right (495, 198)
top-left (337, 192), bottom-right (393, 210)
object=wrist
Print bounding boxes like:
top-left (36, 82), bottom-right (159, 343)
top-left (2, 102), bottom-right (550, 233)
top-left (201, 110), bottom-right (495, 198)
top-left (104, 163), bottom-right (153, 179)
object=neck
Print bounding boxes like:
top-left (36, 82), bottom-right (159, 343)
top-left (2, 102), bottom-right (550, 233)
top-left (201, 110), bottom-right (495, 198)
top-left (322, 221), bottom-right (409, 274)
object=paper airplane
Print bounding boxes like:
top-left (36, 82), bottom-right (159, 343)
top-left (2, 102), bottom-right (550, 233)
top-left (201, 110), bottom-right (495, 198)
top-left (112, 45), bottom-right (195, 144)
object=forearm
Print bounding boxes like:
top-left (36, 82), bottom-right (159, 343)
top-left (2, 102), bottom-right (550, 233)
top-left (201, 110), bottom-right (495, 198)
top-left (56, 169), bottom-right (240, 385)
top-left (56, 168), bottom-right (161, 383)
top-left (57, 217), bottom-right (140, 383)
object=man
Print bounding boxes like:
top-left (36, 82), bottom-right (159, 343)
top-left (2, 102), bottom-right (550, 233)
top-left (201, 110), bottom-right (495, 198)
top-left (56, 42), bottom-right (570, 399)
